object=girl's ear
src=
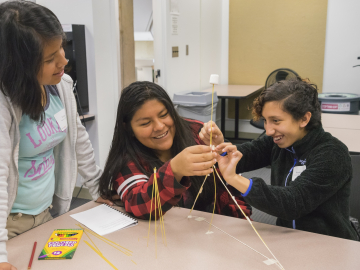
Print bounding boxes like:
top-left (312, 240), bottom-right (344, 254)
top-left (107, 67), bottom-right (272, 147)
top-left (300, 111), bottom-right (312, 128)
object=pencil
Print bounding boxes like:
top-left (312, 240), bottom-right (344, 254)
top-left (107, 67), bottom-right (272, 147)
top-left (28, 241), bottom-right (37, 270)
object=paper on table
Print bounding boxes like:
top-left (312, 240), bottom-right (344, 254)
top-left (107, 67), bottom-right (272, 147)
top-left (70, 204), bottom-right (137, 236)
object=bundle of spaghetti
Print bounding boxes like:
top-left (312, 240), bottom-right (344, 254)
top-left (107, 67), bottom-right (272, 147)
top-left (147, 168), bottom-right (167, 257)
top-left (212, 165), bottom-right (285, 270)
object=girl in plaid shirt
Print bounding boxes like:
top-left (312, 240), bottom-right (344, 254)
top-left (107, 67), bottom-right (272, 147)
top-left (99, 82), bottom-right (251, 219)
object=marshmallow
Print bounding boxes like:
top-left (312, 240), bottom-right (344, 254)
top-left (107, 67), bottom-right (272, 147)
top-left (209, 74), bottom-right (219, 85)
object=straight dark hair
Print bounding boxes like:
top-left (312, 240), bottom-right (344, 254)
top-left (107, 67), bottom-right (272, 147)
top-left (99, 81), bottom-right (215, 207)
top-left (252, 77), bottom-right (321, 130)
top-left (0, 0), bottom-right (65, 122)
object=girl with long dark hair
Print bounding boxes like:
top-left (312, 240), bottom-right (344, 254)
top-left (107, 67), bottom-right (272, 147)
top-left (99, 81), bottom-right (251, 220)
top-left (0, 2), bottom-right (111, 268)
top-left (201, 78), bottom-right (359, 240)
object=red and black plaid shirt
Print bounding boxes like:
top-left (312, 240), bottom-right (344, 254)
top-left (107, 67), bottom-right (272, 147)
top-left (113, 119), bottom-right (252, 219)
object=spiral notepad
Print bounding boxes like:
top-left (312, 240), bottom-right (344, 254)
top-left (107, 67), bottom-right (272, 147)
top-left (70, 204), bottom-right (137, 236)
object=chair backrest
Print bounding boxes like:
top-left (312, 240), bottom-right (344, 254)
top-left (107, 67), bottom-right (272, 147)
top-left (250, 119), bottom-right (264, 129)
top-left (350, 154), bottom-right (360, 220)
top-left (265, 68), bottom-right (299, 89)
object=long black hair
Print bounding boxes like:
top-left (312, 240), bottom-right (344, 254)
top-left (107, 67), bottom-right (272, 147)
top-left (99, 81), bottom-right (215, 208)
top-left (0, 0), bottom-right (65, 122)
top-left (252, 77), bottom-right (321, 130)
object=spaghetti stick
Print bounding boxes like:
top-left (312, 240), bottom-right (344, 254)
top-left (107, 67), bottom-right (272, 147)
top-left (154, 169), bottom-right (158, 258)
top-left (147, 168), bottom-right (156, 247)
top-left (189, 84), bottom-right (215, 218)
top-left (77, 224), bottom-right (133, 256)
top-left (156, 169), bottom-right (167, 245)
top-left (147, 168), bottom-right (167, 258)
top-left (85, 241), bottom-right (118, 270)
top-left (154, 174), bottom-right (162, 241)
top-left (154, 171), bottom-right (164, 244)
top-left (207, 171), bottom-right (217, 232)
top-left (83, 228), bottom-right (102, 255)
top-left (201, 218), bottom-right (272, 261)
top-left (77, 223), bottom-right (133, 253)
top-left (191, 78), bottom-right (217, 228)
top-left (188, 174), bottom-right (208, 216)
top-left (155, 178), bottom-right (167, 245)
top-left (206, 79), bottom-right (217, 231)
top-left (209, 84), bottom-right (215, 147)
top-left (213, 166), bottom-right (285, 270)
top-left (87, 231), bottom-right (132, 256)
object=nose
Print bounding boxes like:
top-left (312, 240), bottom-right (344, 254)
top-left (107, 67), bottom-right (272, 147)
top-left (58, 48), bottom-right (68, 67)
top-left (153, 118), bottom-right (165, 131)
top-left (265, 123), bottom-right (275, 136)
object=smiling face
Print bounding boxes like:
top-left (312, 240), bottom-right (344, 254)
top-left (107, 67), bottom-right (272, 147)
top-left (262, 101), bottom-right (311, 148)
top-left (37, 37), bottom-right (68, 87)
top-left (130, 99), bottom-right (176, 161)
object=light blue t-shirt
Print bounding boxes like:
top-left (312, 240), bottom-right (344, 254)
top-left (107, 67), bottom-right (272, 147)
top-left (11, 85), bottom-right (67, 215)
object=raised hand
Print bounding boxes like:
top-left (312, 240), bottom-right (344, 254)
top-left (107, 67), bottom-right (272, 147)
top-left (170, 145), bottom-right (216, 181)
top-left (215, 143), bottom-right (243, 186)
top-left (95, 193), bottom-right (120, 206)
top-left (199, 121), bottom-right (224, 147)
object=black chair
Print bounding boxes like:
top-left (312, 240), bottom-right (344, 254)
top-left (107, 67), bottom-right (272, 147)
top-left (250, 118), bottom-right (264, 129)
top-left (250, 119), bottom-right (266, 138)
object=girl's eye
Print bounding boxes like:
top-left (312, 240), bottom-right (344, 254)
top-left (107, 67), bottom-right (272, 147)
top-left (160, 112), bottom-right (168, 118)
top-left (45, 58), bottom-right (54, 63)
top-left (140, 121), bottom-right (150, 126)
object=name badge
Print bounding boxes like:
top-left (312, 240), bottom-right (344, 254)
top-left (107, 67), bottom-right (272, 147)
top-left (292, 165), bottom-right (306, 181)
top-left (54, 109), bottom-right (67, 131)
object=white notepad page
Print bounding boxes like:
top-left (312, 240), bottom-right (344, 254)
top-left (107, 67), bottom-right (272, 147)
top-left (70, 204), bottom-right (137, 236)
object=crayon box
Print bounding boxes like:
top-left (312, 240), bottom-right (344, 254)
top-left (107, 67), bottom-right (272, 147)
top-left (38, 229), bottom-right (83, 260)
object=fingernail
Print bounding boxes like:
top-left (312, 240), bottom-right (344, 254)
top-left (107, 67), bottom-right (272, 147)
top-left (214, 159), bottom-right (217, 162)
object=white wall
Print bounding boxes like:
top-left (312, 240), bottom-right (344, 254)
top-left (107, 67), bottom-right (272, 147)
top-left (200, 0), bottom-right (228, 88)
top-left (37, 0), bottom-right (121, 185)
top-left (133, 0), bottom-right (153, 32)
top-left (323, 0), bottom-right (360, 94)
top-left (152, 0), bottom-right (229, 100)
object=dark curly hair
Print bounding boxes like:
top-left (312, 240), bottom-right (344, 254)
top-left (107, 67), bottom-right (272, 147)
top-left (252, 77), bottom-right (321, 131)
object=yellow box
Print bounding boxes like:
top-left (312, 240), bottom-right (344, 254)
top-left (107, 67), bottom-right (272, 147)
top-left (38, 229), bottom-right (83, 260)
